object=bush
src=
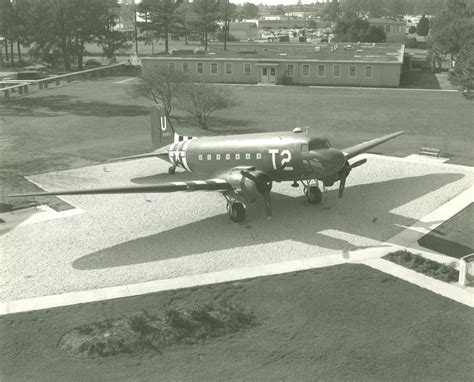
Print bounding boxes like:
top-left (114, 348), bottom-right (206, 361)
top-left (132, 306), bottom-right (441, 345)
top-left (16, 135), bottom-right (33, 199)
top-left (59, 302), bottom-right (256, 358)
top-left (384, 250), bottom-right (459, 282)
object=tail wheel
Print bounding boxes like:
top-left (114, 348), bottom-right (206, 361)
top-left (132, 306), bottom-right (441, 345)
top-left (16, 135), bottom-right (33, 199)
top-left (305, 186), bottom-right (322, 204)
top-left (229, 202), bottom-right (246, 223)
top-left (168, 166), bottom-right (176, 175)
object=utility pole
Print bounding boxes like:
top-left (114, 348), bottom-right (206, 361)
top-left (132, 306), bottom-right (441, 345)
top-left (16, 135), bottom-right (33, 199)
top-left (224, 0), bottom-right (228, 51)
top-left (134, 0), bottom-right (139, 56)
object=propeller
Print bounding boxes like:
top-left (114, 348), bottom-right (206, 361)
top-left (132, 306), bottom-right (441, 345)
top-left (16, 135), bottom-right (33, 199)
top-left (337, 158), bottom-right (367, 199)
top-left (240, 170), bottom-right (273, 218)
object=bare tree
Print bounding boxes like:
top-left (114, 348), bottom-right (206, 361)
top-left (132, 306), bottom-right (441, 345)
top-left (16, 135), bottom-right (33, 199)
top-left (176, 79), bottom-right (238, 130)
top-left (129, 66), bottom-right (192, 132)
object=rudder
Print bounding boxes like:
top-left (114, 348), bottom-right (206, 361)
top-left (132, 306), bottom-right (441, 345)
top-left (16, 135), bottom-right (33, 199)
top-left (151, 105), bottom-right (174, 150)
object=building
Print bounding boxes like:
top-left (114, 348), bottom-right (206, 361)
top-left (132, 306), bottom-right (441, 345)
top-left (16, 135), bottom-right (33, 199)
top-left (142, 42), bottom-right (404, 88)
top-left (368, 18), bottom-right (406, 43)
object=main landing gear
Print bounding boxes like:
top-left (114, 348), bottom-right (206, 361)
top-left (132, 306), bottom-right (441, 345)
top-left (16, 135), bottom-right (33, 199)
top-left (168, 165), bottom-right (176, 175)
top-left (224, 192), bottom-right (246, 223)
top-left (299, 180), bottom-right (323, 205)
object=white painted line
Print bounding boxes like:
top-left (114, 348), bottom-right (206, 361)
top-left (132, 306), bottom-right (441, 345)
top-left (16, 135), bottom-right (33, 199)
top-left (114, 77), bottom-right (136, 84)
top-left (364, 258), bottom-right (474, 307)
top-left (0, 205), bottom-right (84, 231)
top-left (0, 245), bottom-right (399, 316)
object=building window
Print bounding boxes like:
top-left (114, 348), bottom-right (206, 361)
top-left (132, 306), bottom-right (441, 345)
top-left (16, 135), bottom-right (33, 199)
top-left (245, 153), bottom-right (251, 159)
top-left (198, 154), bottom-right (203, 160)
top-left (225, 154), bottom-right (230, 160)
top-left (216, 154), bottom-right (221, 160)
top-left (182, 62), bottom-right (189, 73)
top-left (168, 62), bottom-right (175, 70)
top-left (225, 63), bottom-right (232, 75)
top-left (364, 65), bottom-right (373, 78)
top-left (244, 63), bottom-right (251, 76)
top-left (197, 62), bottom-right (204, 74)
top-left (287, 64), bottom-right (295, 76)
top-left (256, 153), bottom-right (262, 159)
top-left (385, 25), bottom-right (390, 33)
top-left (348, 65), bottom-right (357, 78)
top-left (207, 154), bottom-right (212, 160)
top-left (302, 64), bottom-right (310, 77)
top-left (333, 65), bottom-right (341, 78)
top-left (211, 62), bottom-right (218, 75)
top-left (235, 154), bottom-right (240, 160)
top-left (317, 64), bottom-right (325, 77)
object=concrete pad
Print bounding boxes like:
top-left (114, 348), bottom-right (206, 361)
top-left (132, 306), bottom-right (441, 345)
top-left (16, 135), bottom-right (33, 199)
top-left (1, 154), bottom-right (473, 308)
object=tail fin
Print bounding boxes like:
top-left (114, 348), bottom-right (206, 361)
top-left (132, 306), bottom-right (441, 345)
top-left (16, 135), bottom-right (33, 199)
top-left (151, 105), bottom-right (174, 150)
top-left (151, 105), bottom-right (198, 150)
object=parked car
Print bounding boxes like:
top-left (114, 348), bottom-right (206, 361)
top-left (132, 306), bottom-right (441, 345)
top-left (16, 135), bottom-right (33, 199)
top-left (16, 70), bottom-right (49, 80)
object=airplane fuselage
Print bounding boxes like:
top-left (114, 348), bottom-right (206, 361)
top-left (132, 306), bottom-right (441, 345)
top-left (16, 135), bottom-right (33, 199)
top-left (166, 129), bottom-right (346, 183)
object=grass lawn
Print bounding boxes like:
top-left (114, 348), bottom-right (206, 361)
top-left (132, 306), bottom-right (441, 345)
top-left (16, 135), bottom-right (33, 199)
top-left (1, 77), bottom-right (472, 204)
top-left (1, 264), bottom-right (473, 381)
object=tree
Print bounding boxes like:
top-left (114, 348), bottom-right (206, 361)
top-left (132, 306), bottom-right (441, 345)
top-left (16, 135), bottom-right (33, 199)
top-left (323, 0), bottom-right (341, 21)
top-left (429, 0), bottom-right (473, 69)
top-left (129, 66), bottom-right (189, 131)
top-left (408, 26), bottom-right (417, 34)
top-left (191, 0), bottom-right (221, 51)
top-left (450, 44), bottom-right (474, 100)
top-left (416, 15), bottom-right (430, 36)
top-left (240, 2), bottom-right (259, 20)
top-left (177, 79), bottom-right (238, 129)
top-left (334, 16), bottom-right (386, 43)
top-left (365, 25), bottom-right (387, 43)
top-left (138, 0), bottom-right (183, 54)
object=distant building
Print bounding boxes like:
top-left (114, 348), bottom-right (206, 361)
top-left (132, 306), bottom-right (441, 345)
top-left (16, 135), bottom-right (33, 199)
top-left (368, 19), bottom-right (406, 43)
top-left (142, 42), bottom-right (405, 88)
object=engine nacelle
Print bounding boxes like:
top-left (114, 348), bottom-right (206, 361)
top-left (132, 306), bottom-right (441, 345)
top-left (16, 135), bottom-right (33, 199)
top-left (226, 168), bottom-right (270, 203)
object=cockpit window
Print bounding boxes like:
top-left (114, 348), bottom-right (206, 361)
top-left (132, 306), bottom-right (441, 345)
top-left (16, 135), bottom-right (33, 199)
top-left (308, 137), bottom-right (331, 150)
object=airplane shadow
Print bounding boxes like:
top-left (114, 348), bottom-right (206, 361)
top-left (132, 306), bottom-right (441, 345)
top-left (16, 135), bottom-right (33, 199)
top-left (73, 173), bottom-right (464, 270)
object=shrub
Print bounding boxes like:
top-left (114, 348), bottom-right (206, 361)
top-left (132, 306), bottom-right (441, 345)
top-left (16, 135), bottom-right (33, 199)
top-left (59, 302), bottom-right (256, 358)
top-left (384, 250), bottom-right (459, 282)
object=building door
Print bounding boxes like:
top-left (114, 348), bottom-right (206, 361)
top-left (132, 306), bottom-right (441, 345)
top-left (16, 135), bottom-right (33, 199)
top-left (269, 67), bottom-right (276, 83)
top-left (261, 67), bottom-right (269, 83)
top-left (261, 67), bottom-right (277, 84)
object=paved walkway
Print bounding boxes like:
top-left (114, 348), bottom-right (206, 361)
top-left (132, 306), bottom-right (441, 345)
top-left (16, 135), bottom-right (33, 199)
top-left (435, 73), bottom-right (457, 90)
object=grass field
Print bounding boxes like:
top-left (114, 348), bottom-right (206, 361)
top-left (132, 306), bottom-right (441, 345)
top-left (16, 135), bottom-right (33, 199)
top-left (1, 264), bottom-right (473, 381)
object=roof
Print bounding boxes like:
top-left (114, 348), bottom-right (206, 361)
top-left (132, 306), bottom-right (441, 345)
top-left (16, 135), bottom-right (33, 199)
top-left (146, 43), bottom-right (404, 64)
top-left (368, 18), bottom-right (406, 25)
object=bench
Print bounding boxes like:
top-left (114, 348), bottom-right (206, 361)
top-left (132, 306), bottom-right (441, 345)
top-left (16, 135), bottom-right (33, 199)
top-left (419, 146), bottom-right (441, 157)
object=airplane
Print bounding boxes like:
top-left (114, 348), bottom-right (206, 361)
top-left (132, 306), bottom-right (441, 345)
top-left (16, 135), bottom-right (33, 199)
top-left (10, 106), bottom-right (404, 223)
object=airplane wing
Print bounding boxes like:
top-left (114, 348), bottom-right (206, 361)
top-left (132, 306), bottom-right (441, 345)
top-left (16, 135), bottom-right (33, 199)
top-left (9, 178), bottom-right (233, 198)
top-left (342, 131), bottom-right (405, 160)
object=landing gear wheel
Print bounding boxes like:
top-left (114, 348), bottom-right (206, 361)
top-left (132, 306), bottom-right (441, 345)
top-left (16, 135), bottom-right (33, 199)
top-left (305, 186), bottom-right (322, 204)
top-left (229, 202), bottom-right (246, 223)
top-left (168, 166), bottom-right (176, 175)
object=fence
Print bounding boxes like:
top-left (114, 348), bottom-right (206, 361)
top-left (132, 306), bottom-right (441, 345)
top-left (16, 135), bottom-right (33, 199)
top-left (0, 63), bottom-right (127, 98)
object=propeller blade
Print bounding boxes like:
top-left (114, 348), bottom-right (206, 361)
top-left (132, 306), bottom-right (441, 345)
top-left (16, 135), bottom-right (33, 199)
top-left (240, 170), bottom-right (258, 183)
top-left (338, 175), bottom-right (346, 199)
top-left (350, 158), bottom-right (367, 169)
top-left (263, 189), bottom-right (272, 218)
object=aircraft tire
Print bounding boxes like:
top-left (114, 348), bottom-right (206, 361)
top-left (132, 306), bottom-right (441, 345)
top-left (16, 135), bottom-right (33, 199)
top-left (168, 166), bottom-right (176, 175)
top-left (306, 186), bottom-right (322, 204)
top-left (230, 202), bottom-right (246, 222)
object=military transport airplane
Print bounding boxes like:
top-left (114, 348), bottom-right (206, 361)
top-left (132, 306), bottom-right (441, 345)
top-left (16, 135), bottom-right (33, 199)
top-left (10, 106), bottom-right (404, 223)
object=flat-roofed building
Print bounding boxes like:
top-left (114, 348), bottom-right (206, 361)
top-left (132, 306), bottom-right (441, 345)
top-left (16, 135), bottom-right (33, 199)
top-left (141, 43), bottom-right (405, 88)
